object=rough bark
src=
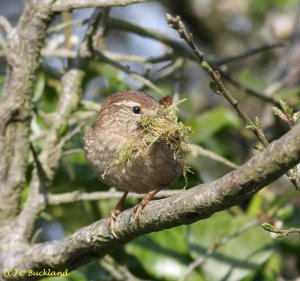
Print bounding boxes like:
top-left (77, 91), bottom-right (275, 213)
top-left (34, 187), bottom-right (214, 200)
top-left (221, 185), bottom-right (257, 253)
top-left (2, 122), bottom-right (299, 280)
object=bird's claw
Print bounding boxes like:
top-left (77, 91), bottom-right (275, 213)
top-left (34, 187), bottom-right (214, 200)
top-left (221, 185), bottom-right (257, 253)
top-left (108, 209), bottom-right (121, 238)
top-left (130, 204), bottom-right (143, 224)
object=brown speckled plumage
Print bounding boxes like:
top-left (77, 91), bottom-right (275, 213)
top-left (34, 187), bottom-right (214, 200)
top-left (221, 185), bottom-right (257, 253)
top-left (84, 90), bottom-right (183, 194)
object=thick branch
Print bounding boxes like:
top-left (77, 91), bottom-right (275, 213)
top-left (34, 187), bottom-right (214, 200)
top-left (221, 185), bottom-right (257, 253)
top-left (6, 122), bottom-right (300, 280)
top-left (0, 0), bottom-right (55, 224)
top-left (15, 9), bottom-right (103, 243)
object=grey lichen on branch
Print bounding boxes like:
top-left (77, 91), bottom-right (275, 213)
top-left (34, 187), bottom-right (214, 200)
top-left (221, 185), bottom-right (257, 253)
top-left (15, 9), bottom-right (104, 244)
top-left (0, 0), bottom-right (55, 225)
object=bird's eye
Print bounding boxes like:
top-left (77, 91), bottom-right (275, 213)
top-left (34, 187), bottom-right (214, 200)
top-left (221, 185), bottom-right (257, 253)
top-left (132, 106), bottom-right (141, 114)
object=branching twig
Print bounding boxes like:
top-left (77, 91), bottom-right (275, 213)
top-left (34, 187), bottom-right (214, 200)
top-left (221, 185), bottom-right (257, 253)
top-left (166, 14), bottom-right (300, 191)
top-left (95, 49), bottom-right (165, 96)
top-left (42, 16), bottom-right (289, 106)
top-left (48, 189), bottom-right (182, 205)
top-left (107, 18), bottom-right (192, 57)
top-left (106, 18), bottom-right (290, 106)
top-left (262, 223), bottom-right (300, 238)
top-left (166, 14), bottom-right (269, 146)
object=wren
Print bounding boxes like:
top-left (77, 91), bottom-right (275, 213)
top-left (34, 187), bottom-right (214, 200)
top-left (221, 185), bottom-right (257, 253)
top-left (84, 90), bottom-right (185, 234)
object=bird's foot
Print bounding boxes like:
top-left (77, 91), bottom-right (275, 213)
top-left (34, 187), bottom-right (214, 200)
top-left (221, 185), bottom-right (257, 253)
top-left (108, 208), bottom-right (122, 238)
top-left (130, 203), bottom-right (143, 224)
top-left (130, 188), bottom-right (162, 224)
top-left (108, 191), bottom-right (128, 238)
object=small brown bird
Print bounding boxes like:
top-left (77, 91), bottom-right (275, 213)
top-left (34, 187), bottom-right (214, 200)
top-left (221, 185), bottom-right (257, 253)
top-left (84, 90), bottom-right (185, 233)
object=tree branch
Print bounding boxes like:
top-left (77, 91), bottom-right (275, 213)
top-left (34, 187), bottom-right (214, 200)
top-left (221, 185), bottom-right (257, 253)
top-left (0, 0), bottom-right (55, 225)
top-left (52, 0), bottom-right (154, 12)
top-left (15, 9), bottom-right (103, 244)
top-left (4, 122), bottom-right (300, 280)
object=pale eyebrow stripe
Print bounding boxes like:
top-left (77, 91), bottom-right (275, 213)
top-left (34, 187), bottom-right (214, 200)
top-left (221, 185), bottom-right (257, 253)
top-left (113, 101), bottom-right (141, 107)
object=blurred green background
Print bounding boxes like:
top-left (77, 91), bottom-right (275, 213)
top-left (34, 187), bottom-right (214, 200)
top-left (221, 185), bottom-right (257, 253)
top-left (0, 0), bottom-right (300, 280)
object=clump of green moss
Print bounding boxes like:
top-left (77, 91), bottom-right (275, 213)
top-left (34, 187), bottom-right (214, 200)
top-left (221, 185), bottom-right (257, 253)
top-left (103, 100), bottom-right (191, 180)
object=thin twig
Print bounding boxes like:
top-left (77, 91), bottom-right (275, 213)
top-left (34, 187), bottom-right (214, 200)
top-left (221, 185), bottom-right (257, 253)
top-left (40, 48), bottom-right (174, 64)
top-left (0, 16), bottom-right (13, 35)
top-left (166, 14), bottom-right (269, 146)
top-left (48, 19), bottom-right (85, 33)
top-left (95, 49), bottom-right (165, 96)
top-left (262, 223), bottom-right (300, 238)
top-left (166, 14), bottom-right (300, 191)
top-left (48, 189), bottom-right (182, 205)
top-left (43, 18), bottom-right (288, 107)
top-left (62, 148), bottom-right (85, 156)
top-left (52, 0), bottom-right (152, 12)
top-left (107, 18), bottom-right (286, 68)
top-left (107, 18), bottom-right (191, 57)
top-left (100, 255), bottom-right (151, 281)
top-left (181, 220), bottom-right (258, 281)
top-left (212, 43), bottom-right (286, 65)
top-left (104, 51), bottom-right (173, 64)
top-left (220, 70), bottom-right (281, 106)
top-left (189, 144), bottom-right (238, 169)
top-left (59, 122), bottom-right (86, 147)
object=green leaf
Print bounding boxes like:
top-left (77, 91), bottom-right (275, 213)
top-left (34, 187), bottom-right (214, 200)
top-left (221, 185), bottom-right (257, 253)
top-left (0, 74), bottom-right (5, 99)
top-left (187, 211), bottom-right (274, 281)
top-left (126, 226), bottom-right (202, 281)
top-left (247, 192), bottom-right (265, 215)
top-left (34, 71), bottom-right (46, 102)
top-left (185, 107), bottom-right (241, 143)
